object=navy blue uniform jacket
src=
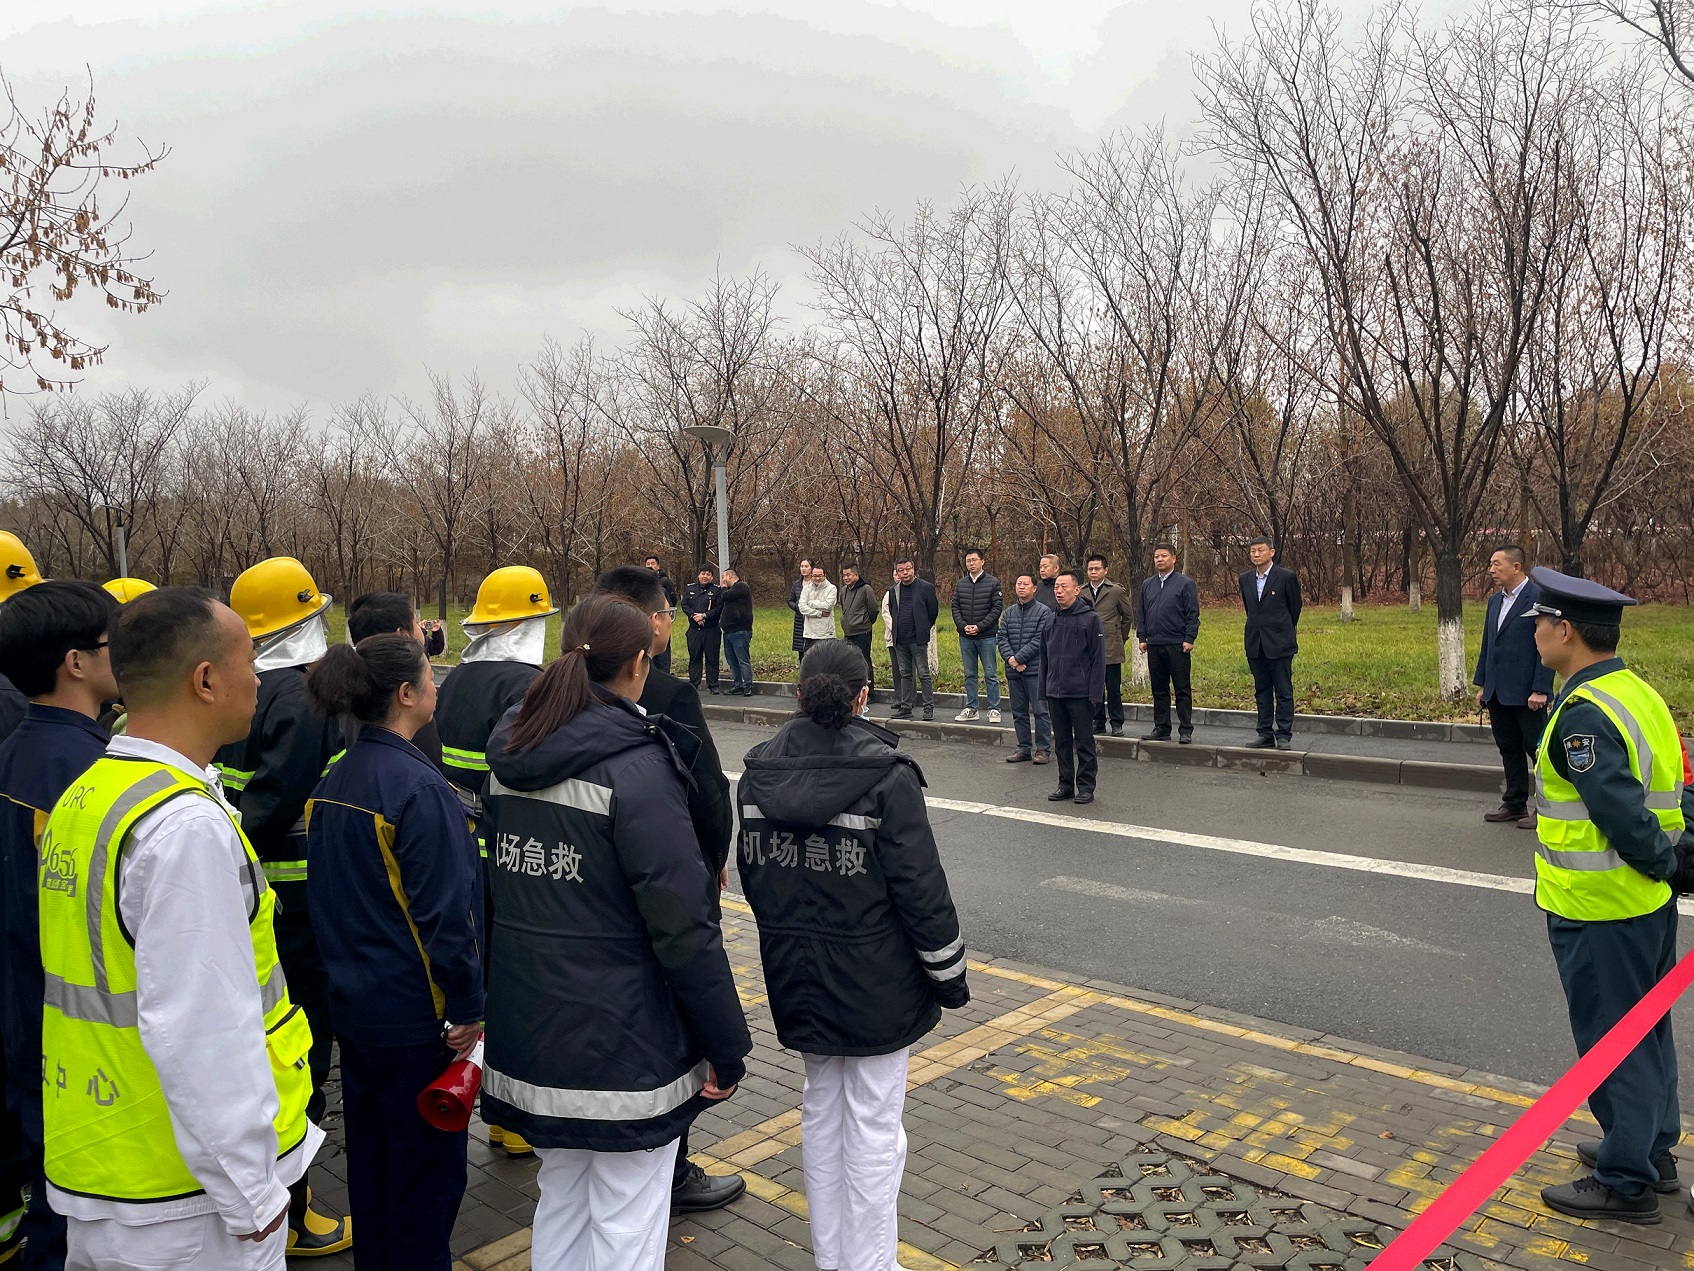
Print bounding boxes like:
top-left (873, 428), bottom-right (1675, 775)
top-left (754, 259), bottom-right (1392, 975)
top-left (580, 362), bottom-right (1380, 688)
top-left (0, 705), bottom-right (109, 1133)
top-left (1473, 582), bottom-right (1555, 706)
top-left (306, 726), bottom-right (485, 1046)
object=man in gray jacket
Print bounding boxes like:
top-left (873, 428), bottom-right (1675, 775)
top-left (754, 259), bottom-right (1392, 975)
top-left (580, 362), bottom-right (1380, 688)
top-left (838, 564), bottom-right (879, 689)
top-left (998, 574), bottom-right (1052, 764)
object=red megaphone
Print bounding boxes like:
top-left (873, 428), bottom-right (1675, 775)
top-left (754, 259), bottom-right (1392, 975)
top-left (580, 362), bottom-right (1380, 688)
top-left (418, 1036), bottom-right (484, 1131)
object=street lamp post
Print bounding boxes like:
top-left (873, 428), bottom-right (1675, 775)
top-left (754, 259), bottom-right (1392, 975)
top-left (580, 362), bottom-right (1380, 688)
top-left (680, 425), bottom-right (734, 572)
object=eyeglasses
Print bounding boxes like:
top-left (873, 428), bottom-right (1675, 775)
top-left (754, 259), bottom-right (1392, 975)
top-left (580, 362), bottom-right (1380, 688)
top-left (77, 640), bottom-right (110, 652)
top-left (655, 607), bottom-right (677, 619)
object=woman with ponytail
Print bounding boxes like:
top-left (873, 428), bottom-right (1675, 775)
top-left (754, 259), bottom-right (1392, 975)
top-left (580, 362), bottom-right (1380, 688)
top-left (478, 594), bottom-right (750, 1271)
top-left (304, 635), bottom-right (484, 1271)
top-left (737, 640), bottom-right (970, 1271)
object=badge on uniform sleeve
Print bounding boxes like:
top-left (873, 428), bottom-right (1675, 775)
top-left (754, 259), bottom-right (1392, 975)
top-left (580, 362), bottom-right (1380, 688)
top-left (1564, 734), bottom-right (1597, 773)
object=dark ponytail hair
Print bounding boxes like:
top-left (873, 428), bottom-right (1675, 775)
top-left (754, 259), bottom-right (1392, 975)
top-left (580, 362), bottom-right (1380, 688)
top-left (306, 634), bottom-right (429, 724)
top-left (795, 640), bottom-right (869, 730)
top-left (503, 594), bottom-right (654, 753)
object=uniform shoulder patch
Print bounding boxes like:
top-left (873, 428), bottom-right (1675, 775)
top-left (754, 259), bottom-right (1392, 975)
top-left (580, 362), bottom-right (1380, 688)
top-left (1564, 733), bottom-right (1597, 773)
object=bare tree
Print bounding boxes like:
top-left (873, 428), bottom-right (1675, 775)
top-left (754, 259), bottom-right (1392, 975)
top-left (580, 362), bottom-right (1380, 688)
top-left (2, 72), bottom-right (165, 395)
top-left (805, 190), bottom-right (1012, 576)
top-left (308, 398), bottom-right (389, 599)
top-left (386, 373), bottom-right (502, 619)
top-left (1582, 0), bottom-right (1694, 85)
top-left (617, 269), bottom-right (789, 570)
top-left (1202, 0), bottom-right (1580, 696)
top-left (1518, 60), bottom-right (1686, 574)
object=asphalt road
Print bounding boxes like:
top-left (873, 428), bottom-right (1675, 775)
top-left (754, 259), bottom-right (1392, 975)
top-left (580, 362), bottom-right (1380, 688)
top-left (708, 719), bottom-right (1694, 1106)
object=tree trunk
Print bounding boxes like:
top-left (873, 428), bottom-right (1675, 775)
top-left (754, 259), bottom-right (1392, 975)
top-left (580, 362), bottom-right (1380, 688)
top-left (1340, 490), bottom-right (1356, 621)
top-left (1129, 640), bottom-right (1149, 688)
top-left (1433, 548), bottom-right (1466, 699)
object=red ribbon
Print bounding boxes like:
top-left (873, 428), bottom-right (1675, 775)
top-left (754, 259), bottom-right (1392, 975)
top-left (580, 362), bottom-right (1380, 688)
top-left (1369, 944), bottom-right (1694, 1271)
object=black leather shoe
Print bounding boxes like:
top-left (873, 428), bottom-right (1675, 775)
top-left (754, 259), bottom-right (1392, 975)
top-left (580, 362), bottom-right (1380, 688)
top-left (922, 709), bottom-right (934, 721)
top-left (1140, 731), bottom-right (1171, 742)
top-left (890, 709), bottom-right (912, 720)
top-left (672, 1162), bottom-right (747, 1214)
top-left (1275, 738), bottom-right (1292, 750)
top-left (1484, 804), bottom-right (1528, 823)
top-left (1178, 733), bottom-right (1193, 745)
top-left (1048, 788), bottom-right (1075, 801)
top-left (1073, 792), bottom-right (1094, 805)
top-left (1109, 724), bottom-right (1124, 737)
top-left (1576, 1141), bottom-right (1681, 1194)
top-left (1541, 1174), bottom-right (1660, 1224)
top-left (1244, 736), bottom-right (1276, 749)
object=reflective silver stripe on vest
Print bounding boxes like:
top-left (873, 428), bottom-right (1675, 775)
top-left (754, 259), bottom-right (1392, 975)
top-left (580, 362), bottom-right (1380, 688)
top-left (917, 934), bottom-right (965, 964)
top-left (1535, 794), bottom-right (1589, 821)
top-left (488, 775), bottom-right (613, 817)
top-left (1582, 685), bottom-right (1657, 786)
top-left (43, 971), bottom-right (138, 1028)
top-left (740, 805), bottom-right (879, 832)
top-left (1646, 788), bottom-right (1684, 811)
top-left (1537, 844), bottom-right (1626, 872)
top-left (482, 1061), bottom-right (706, 1121)
top-left (926, 960), bottom-right (967, 982)
top-left (83, 769), bottom-right (185, 995)
top-left (258, 964), bottom-right (289, 1014)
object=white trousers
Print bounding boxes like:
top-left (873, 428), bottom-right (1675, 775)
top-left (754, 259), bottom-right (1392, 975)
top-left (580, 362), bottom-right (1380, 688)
top-left (66, 1213), bottom-right (286, 1270)
top-left (531, 1139), bottom-right (679, 1271)
top-left (801, 1048), bottom-right (910, 1271)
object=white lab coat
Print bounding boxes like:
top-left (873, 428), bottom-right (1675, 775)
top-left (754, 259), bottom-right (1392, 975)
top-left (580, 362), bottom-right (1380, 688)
top-left (50, 736), bottom-right (322, 1237)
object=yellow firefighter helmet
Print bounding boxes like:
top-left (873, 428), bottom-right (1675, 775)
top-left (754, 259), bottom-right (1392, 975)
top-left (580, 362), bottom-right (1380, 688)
top-left (0, 531), bottom-right (42, 602)
top-left (466, 566), bottom-right (559, 625)
top-left (102, 577), bottom-right (158, 604)
top-left (229, 557), bottom-right (331, 640)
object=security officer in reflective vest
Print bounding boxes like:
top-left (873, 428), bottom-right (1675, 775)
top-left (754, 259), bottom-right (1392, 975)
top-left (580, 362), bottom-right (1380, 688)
top-left (1528, 568), bottom-right (1692, 1225)
top-left (432, 565), bottom-right (555, 1159)
top-left (38, 586), bottom-right (320, 1269)
top-left (212, 558), bottom-right (350, 1256)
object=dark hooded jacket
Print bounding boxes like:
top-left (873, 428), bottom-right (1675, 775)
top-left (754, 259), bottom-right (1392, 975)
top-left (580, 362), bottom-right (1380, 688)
top-left (479, 693), bottom-right (750, 1151)
top-left (1039, 596), bottom-right (1106, 703)
top-left (737, 717), bottom-right (968, 1057)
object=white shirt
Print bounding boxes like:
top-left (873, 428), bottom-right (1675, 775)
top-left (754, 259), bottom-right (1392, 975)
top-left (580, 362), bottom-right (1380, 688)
top-left (49, 736), bottom-right (322, 1232)
top-left (799, 581), bottom-right (839, 639)
top-left (1498, 577), bottom-right (1527, 631)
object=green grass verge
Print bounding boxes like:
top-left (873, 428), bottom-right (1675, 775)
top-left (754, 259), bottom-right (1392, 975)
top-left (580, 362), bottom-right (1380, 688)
top-left (329, 601), bottom-right (1694, 729)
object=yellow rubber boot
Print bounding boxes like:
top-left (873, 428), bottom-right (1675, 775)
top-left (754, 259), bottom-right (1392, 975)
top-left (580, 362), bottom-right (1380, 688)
top-left (286, 1190), bottom-right (353, 1257)
top-left (486, 1124), bottom-right (535, 1158)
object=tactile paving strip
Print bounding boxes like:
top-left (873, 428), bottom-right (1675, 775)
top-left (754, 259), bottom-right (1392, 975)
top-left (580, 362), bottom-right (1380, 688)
top-left (966, 1147), bottom-right (1488, 1271)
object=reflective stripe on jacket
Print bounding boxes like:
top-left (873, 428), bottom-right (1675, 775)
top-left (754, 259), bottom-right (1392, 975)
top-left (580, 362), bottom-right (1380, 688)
top-left (1534, 668), bottom-right (1681, 921)
top-left (38, 757), bottom-right (311, 1202)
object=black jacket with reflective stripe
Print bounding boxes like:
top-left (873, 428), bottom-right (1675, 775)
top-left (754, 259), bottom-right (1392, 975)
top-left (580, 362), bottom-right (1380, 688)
top-left (213, 666), bottom-right (342, 903)
top-left (737, 716), bottom-right (968, 1057)
top-left (434, 660), bottom-right (542, 801)
top-left (480, 695), bottom-right (750, 1151)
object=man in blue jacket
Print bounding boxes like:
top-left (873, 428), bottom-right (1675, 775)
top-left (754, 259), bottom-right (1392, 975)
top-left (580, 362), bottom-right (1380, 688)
top-left (0, 580), bottom-right (120, 1271)
top-left (1474, 545), bottom-right (1554, 828)
top-left (1135, 544), bottom-right (1201, 744)
top-left (1040, 570), bottom-right (1105, 805)
top-left (998, 574), bottom-right (1052, 764)
top-left (887, 558), bottom-right (939, 722)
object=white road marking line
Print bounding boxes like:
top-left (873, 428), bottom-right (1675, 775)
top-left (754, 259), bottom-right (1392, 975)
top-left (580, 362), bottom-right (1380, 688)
top-left (1040, 875), bottom-right (1464, 957)
top-left (726, 771), bottom-right (1694, 914)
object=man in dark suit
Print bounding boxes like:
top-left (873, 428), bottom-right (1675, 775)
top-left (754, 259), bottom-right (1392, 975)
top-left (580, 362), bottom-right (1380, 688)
top-left (1473, 545), bottom-right (1554, 828)
top-left (1239, 537), bottom-right (1303, 750)
top-left (592, 566), bottom-right (742, 1216)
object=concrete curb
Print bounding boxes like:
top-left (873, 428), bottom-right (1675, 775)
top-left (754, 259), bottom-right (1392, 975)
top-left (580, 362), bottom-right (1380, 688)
top-left (699, 699), bottom-right (1504, 794)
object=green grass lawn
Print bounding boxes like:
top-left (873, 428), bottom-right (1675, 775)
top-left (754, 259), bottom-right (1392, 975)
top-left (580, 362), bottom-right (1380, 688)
top-left (330, 601), bottom-right (1694, 729)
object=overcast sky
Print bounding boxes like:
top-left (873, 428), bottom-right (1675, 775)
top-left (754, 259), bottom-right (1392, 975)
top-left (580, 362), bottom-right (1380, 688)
top-left (3, 0), bottom-right (1406, 412)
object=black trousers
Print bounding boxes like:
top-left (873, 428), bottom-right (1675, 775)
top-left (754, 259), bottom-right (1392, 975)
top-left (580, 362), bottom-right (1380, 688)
top-left (1050, 697), bottom-right (1097, 796)
top-left (1548, 900), bottom-right (1681, 1196)
top-left (1147, 645), bottom-right (1193, 736)
top-left (1091, 664), bottom-right (1124, 730)
top-left (339, 1036), bottom-right (468, 1271)
top-left (1247, 655), bottom-right (1295, 741)
top-left (686, 624), bottom-right (721, 689)
top-left (1487, 699), bottom-right (1547, 811)
top-left (846, 631), bottom-right (875, 690)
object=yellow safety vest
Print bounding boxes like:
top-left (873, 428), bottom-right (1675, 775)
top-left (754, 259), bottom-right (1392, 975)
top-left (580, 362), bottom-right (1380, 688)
top-left (38, 757), bottom-right (313, 1202)
top-left (1534, 668), bottom-right (1682, 922)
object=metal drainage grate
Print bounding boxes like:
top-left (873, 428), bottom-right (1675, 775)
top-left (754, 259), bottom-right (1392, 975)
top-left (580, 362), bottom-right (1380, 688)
top-left (967, 1147), bottom-right (1488, 1270)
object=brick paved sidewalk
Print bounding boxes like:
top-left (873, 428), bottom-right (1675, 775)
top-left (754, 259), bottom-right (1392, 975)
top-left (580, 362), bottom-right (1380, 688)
top-left (305, 898), bottom-right (1694, 1271)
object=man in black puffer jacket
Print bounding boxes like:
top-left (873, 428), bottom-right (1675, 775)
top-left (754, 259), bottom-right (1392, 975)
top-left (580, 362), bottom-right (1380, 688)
top-left (738, 641), bottom-right (968, 1271)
